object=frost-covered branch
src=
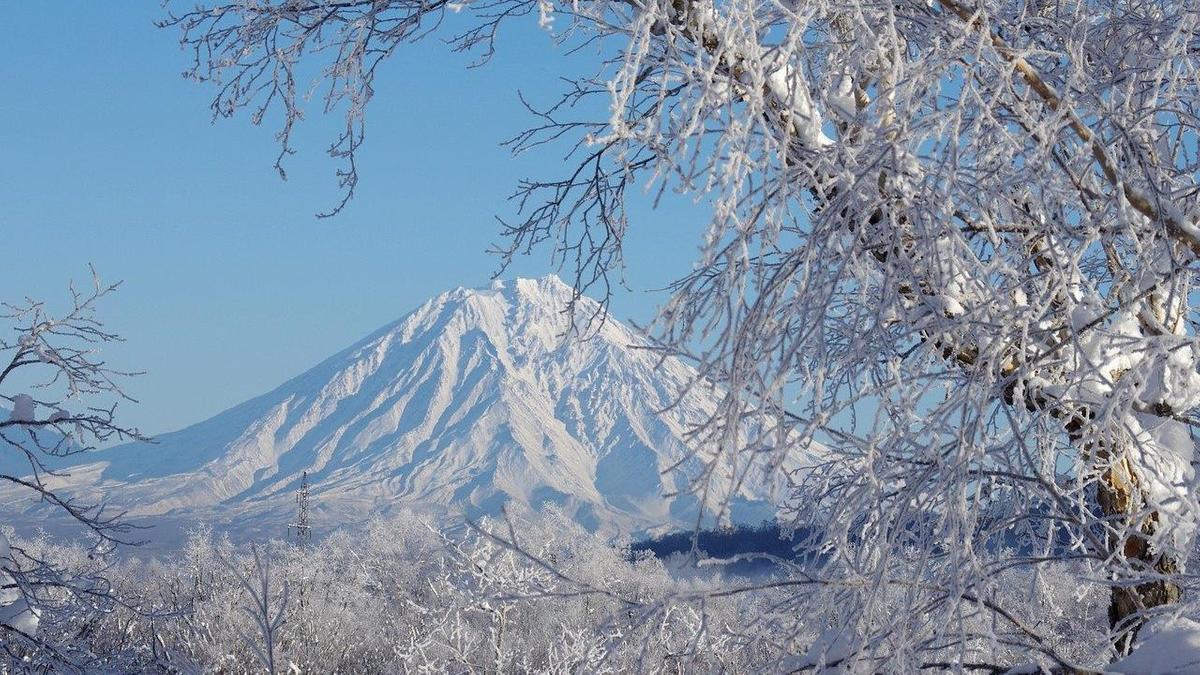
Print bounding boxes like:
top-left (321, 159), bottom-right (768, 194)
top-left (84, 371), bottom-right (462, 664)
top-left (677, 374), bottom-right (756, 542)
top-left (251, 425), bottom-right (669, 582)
top-left (0, 270), bottom-right (149, 667)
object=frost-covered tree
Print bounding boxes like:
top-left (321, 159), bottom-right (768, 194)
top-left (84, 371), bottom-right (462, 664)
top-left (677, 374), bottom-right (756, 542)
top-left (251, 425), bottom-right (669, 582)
top-left (0, 270), bottom-right (147, 666)
top-left (164, 0), bottom-right (1200, 667)
top-left (39, 508), bottom-right (804, 672)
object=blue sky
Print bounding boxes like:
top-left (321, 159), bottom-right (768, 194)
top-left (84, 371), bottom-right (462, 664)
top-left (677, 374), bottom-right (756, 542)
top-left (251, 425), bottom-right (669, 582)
top-left (0, 3), bottom-right (703, 434)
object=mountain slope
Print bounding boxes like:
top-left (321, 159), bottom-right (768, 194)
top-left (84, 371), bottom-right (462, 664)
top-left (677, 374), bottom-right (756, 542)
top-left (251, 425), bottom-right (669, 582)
top-left (6, 276), bottom-right (810, 539)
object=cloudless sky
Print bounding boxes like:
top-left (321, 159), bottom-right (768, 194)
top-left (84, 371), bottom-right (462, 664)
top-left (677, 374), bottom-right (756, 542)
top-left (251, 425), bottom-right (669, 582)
top-left (0, 3), bottom-right (706, 434)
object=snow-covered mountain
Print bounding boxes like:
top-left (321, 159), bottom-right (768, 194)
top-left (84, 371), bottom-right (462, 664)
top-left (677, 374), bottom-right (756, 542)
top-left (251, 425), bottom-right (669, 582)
top-left (4, 276), bottom-right (806, 541)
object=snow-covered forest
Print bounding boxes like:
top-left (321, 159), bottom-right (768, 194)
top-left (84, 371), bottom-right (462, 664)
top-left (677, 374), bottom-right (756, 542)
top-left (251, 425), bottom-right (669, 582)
top-left (7, 0), bottom-right (1200, 671)
top-left (2, 508), bottom-right (1127, 673)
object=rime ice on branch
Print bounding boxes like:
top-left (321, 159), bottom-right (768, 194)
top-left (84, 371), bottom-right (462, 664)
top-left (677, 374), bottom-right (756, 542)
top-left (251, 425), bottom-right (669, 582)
top-left (0, 269), bottom-right (146, 664)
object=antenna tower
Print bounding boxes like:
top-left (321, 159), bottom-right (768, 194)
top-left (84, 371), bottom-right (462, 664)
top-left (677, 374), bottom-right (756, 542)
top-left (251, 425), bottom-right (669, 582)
top-left (288, 471), bottom-right (312, 546)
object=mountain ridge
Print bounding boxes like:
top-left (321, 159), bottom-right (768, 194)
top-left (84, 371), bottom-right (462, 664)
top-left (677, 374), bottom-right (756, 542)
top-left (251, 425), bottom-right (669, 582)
top-left (3, 276), bottom-right (806, 541)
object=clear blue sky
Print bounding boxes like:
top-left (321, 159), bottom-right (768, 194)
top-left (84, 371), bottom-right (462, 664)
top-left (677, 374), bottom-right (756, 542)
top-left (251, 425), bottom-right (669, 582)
top-left (0, 3), bottom-right (703, 435)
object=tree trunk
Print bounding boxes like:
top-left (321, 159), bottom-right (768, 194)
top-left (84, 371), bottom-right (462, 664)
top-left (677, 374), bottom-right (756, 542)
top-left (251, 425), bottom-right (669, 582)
top-left (1096, 454), bottom-right (1182, 655)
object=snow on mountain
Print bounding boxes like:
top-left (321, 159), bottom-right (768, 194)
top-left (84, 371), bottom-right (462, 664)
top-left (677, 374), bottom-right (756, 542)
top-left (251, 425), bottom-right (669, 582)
top-left (3, 276), bottom-right (811, 540)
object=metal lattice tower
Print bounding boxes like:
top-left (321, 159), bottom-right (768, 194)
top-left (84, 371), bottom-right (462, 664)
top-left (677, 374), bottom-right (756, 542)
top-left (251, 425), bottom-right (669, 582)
top-left (288, 471), bottom-right (312, 545)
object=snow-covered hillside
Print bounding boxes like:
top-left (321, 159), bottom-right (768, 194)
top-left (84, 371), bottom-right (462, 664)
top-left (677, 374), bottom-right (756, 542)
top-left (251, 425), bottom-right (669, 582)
top-left (5, 276), bottom-right (810, 540)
